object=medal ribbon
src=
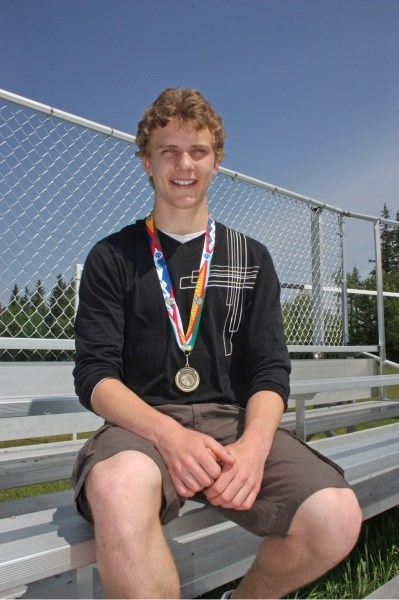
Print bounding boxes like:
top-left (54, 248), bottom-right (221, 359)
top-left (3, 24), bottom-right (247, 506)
top-left (145, 214), bottom-right (215, 354)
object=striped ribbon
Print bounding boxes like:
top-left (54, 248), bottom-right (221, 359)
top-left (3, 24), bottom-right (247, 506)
top-left (145, 214), bottom-right (215, 354)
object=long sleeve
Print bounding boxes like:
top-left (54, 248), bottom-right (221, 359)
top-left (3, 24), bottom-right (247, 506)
top-left (248, 248), bottom-right (290, 406)
top-left (73, 237), bottom-right (126, 411)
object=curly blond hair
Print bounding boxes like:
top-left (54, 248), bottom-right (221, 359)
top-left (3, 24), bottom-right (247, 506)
top-left (135, 88), bottom-right (225, 160)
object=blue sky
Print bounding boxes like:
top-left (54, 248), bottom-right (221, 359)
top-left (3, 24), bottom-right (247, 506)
top-left (1, 0), bottom-right (398, 274)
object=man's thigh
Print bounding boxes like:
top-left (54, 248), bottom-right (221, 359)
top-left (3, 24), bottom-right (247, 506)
top-left (72, 423), bottom-right (183, 525)
top-left (205, 427), bottom-right (351, 538)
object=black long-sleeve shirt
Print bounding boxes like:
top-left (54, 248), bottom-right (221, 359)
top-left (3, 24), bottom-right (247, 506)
top-left (74, 220), bottom-right (290, 411)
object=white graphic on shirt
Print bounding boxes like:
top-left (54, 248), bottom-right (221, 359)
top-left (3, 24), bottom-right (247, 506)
top-left (180, 229), bottom-right (259, 356)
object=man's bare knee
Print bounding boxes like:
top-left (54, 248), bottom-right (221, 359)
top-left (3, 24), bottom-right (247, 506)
top-left (84, 451), bottom-right (179, 598)
top-left (289, 487), bottom-right (362, 562)
top-left (85, 450), bottom-right (163, 523)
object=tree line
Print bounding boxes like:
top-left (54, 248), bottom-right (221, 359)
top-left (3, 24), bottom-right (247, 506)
top-left (346, 204), bottom-right (399, 361)
top-left (0, 274), bottom-right (75, 360)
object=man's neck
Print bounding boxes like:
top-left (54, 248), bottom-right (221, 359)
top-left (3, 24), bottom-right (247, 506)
top-left (152, 206), bottom-right (209, 235)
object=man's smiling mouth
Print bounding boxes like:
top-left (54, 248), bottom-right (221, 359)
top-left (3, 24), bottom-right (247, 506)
top-left (171, 179), bottom-right (197, 186)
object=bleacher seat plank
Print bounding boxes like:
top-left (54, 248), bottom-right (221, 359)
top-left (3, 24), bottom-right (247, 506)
top-left (0, 412), bottom-right (103, 442)
top-left (290, 373), bottom-right (399, 395)
top-left (354, 466), bottom-right (399, 520)
top-left (1, 436), bottom-right (99, 490)
top-left (366, 574), bottom-right (399, 599)
top-left (281, 399), bottom-right (399, 436)
top-left (0, 490), bottom-right (74, 519)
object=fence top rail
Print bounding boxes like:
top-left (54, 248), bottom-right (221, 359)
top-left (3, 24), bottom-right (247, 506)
top-left (2, 88), bottom-right (399, 229)
top-left (0, 338), bottom-right (75, 350)
top-left (0, 337), bottom-right (378, 354)
top-left (0, 88), bottom-right (135, 145)
top-left (287, 345), bottom-right (379, 353)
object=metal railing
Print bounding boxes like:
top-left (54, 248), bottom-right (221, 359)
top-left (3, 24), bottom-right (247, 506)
top-left (1, 89), bottom-right (398, 363)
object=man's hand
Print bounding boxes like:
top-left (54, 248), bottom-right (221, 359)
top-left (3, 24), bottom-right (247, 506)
top-left (203, 390), bottom-right (284, 510)
top-left (203, 437), bottom-right (267, 510)
top-left (156, 425), bottom-right (236, 498)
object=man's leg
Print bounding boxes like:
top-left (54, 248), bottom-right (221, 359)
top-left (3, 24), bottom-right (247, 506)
top-left (233, 487), bottom-right (362, 599)
top-left (85, 450), bottom-right (180, 599)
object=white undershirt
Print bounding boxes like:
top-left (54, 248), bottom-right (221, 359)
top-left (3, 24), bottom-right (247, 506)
top-left (160, 230), bottom-right (205, 243)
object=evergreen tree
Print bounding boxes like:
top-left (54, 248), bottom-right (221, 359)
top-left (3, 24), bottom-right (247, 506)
top-left (282, 292), bottom-right (313, 345)
top-left (393, 211), bottom-right (399, 270)
top-left (346, 267), bottom-right (378, 347)
top-left (29, 281), bottom-right (50, 339)
top-left (346, 204), bottom-right (399, 359)
top-left (46, 274), bottom-right (75, 338)
top-left (10, 283), bottom-right (20, 306)
top-left (3, 284), bottom-right (25, 339)
top-left (21, 286), bottom-right (31, 307)
top-left (380, 204), bottom-right (396, 273)
top-left (382, 269), bottom-right (399, 362)
top-left (31, 280), bottom-right (46, 307)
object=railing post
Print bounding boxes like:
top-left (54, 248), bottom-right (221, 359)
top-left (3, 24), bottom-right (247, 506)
top-left (340, 216), bottom-right (349, 345)
top-left (311, 208), bottom-right (324, 351)
top-left (374, 221), bottom-right (387, 395)
top-left (76, 565), bottom-right (95, 599)
top-left (72, 263), bottom-right (83, 441)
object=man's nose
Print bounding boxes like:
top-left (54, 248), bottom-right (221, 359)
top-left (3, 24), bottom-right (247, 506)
top-left (176, 151), bottom-right (193, 170)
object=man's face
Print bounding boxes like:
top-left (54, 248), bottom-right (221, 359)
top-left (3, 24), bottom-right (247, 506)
top-left (141, 119), bottom-right (219, 213)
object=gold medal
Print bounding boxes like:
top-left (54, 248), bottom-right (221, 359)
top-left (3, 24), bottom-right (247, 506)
top-left (175, 366), bottom-right (200, 392)
top-left (146, 215), bottom-right (215, 394)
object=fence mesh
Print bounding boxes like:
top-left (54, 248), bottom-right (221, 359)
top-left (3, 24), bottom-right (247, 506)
top-left (0, 95), bottom-right (344, 360)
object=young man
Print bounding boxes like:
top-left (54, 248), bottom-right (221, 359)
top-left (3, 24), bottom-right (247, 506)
top-left (72, 88), bottom-right (362, 599)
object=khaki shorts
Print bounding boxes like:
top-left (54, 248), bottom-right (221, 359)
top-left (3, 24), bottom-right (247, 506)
top-left (72, 403), bottom-right (350, 537)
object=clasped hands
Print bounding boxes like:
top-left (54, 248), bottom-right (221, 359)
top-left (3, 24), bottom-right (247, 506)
top-left (158, 426), bottom-right (265, 511)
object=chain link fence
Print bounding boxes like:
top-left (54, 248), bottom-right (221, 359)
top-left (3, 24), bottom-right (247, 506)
top-left (1, 92), bottom-right (344, 360)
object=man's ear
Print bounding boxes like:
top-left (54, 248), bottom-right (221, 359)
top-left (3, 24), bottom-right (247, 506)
top-left (212, 159), bottom-right (220, 175)
top-left (141, 156), bottom-right (152, 177)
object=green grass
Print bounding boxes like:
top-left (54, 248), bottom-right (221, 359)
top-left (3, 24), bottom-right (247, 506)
top-left (0, 479), bottom-right (71, 503)
top-left (199, 508), bottom-right (399, 599)
top-left (288, 509), bottom-right (399, 599)
top-left (0, 431), bottom-right (91, 449)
